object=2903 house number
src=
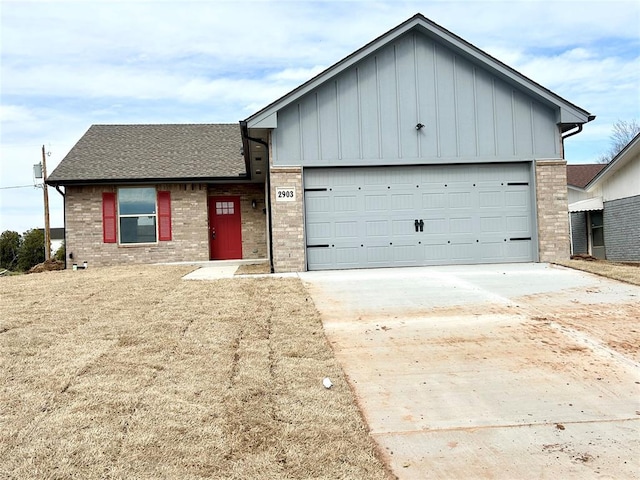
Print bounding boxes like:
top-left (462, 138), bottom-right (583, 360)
top-left (275, 187), bottom-right (296, 202)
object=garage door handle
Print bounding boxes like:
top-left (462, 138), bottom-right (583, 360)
top-left (414, 219), bottom-right (420, 232)
top-left (419, 219), bottom-right (424, 232)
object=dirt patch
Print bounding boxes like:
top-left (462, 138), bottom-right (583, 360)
top-left (0, 265), bottom-right (390, 480)
top-left (235, 262), bottom-right (271, 275)
top-left (27, 259), bottom-right (65, 273)
top-left (555, 259), bottom-right (640, 286)
top-left (517, 288), bottom-right (640, 363)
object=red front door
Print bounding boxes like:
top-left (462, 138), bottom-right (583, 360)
top-left (208, 196), bottom-right (242, 260)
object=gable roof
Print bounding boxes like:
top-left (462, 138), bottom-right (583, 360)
top-left (584, 132), bottom-right (640, 191)
top-left (244, 13), bottom-right (593, 130)
top-left (47, 124), bottom-right (246, 186)
top-left (566, 164), bottom-right (607, 188)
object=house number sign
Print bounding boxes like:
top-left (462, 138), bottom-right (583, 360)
top-left (276, 187), bottom-right (296, 202)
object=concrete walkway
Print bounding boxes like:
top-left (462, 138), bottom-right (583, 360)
top-left (299, 263), bottom-right (640, 479)
top-left (171, 259), bottom-right (267, 280)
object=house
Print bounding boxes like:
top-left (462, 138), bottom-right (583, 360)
top-left (568, 133), bottom-right (640, 261)
top-left (47, 14), bottom-right (594, 272)
top-left (46, 124), bottom-right (267, 267)
top-left (37, 227), bottom-right (65, 255)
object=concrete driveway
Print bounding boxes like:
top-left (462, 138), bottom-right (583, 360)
top-left (299, 263), bottom-right (640, 479)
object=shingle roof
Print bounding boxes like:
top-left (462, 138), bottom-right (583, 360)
top-left (566, 164), bottom-right (607, 189)
top-left (47, 124), bottom-right (246, 185)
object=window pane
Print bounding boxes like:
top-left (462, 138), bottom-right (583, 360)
top-left (120, 216), bottom-right (157, 243)
top-left (119, 188), bottom-right (156, 215)
top-left (592, 227), bottom-right (604, 246)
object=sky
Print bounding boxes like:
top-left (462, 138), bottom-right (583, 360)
top-left (1, 0), bottom-right (639, 235)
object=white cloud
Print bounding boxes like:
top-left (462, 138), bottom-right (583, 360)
top-left (0, 104), bottom-right (37, 123)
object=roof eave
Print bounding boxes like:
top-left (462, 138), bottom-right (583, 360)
top-left (46, 175), bottom-right (250, 187)
top-left (585, 132), bottom-right (640, 191)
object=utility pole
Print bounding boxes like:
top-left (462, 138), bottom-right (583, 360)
top-left (42, 145), bottom-right (51, 260)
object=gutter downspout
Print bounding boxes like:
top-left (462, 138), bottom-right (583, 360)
top-left (51, 185), bottom-right (67, 268)
top-left (561, 123), bottom-right (583, 140)
top-left (240, 121), bottom-right (274, 274)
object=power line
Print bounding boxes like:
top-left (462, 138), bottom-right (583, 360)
top-left (0, 185), bottom-right (40, 190)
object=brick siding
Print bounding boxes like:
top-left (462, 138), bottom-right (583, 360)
top-left (535, 159), bottom-right (570, 262)
top-left (64, 183), bottom-right (266, 268)
top-left (604, 194), bottom-right (640, 261)
top-left (270, 168), bottom-right (305, 272)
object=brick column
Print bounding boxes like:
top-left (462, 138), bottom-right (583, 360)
top-left (270, 167), bottom-right (305, 272)
top-left (535, 159), bottom-right (570, 262)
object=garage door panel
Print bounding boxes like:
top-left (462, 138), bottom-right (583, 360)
top-left (392, 218), bottom-right (418, 236)
top-left (423, 244), bottom-right (449, 262)
top-left (331, 171), bottom-right (358, 186)
top-left (305, 163), bottom-right (534, 270)
top-left (505, 240), bottom-right (533, 260)
top-left (391, 193), bottom-right (415, 210)
top-left (306, 247), bottom-right (333, 269)
top-left (334, 195), bottom-right (358, 212)
top-left (449, 217), bottom-right (474, 234)
top-left (306, 221), bottom-right (332, 242)
top-left (480, 216), bottom-right (505, 233)
top-left (392, 244), bottom-right (420, 264)
top-left (424, 217), bottom-right (447, 234)
top-left (365, 245), bottom-right (391, 265)
top-left (448, 191), bottom-right (473, 208)
top-left (305, 194), bottom-right (331, 213)
top-left (506, 215), bottom-right (531, 235)
top-left (365, 194), bottom-right (389, 211)
top-left (480, 241), bottom-right (506, 261)
top-left (423, 192), bottom-right (447, 209)
top-left (335, 246), bottom-right (361, 267)
top-left (334, 221), bottom-right (359, 238)
top-left (451, 242), bottom-right (476, 262)
top-left (505, 189), bottom-right (529, 207)
top-left (479, 190), bottom-right (502, 207)
top-left (365, 220), bottom-right (390, 236)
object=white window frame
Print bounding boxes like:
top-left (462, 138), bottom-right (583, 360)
top-left (117, 187), bottom-right (158, 245)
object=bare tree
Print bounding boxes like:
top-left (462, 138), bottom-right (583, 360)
top-left (598, 119), bottom-right (640, 163)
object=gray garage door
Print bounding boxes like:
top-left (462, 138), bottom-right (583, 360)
top-left (304, 163), bottom-right (535, 270)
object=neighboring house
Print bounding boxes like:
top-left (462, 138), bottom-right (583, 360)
top-left (568, 133), bottom-right (640, 261)
top-left (47, 14), bottom-right (594, 272)
top-left (37, 227), bottom-right (65, 255)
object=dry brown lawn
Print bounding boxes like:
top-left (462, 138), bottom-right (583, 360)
top-left (0, 266), bottom-right (390, 480)
top-left (554, 259), bottom-right (640, 286)
top-left (234, 263), bottom-right (271, 275)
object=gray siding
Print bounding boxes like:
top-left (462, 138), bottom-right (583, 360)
top-left (570, 212), bottom-right (588, 255)
top-left (273, 31), bottom-right (559, 167)
top-left (604, 195), bottom-right (640, 261)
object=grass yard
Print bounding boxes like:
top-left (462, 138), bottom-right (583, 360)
top-left (554, 259), bottom-right (640, 286)
top-left (0, 266), bottom-right (390, 480)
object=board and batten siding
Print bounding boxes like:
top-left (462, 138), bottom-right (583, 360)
top-left (273, 31), bottom-right (559, 167)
